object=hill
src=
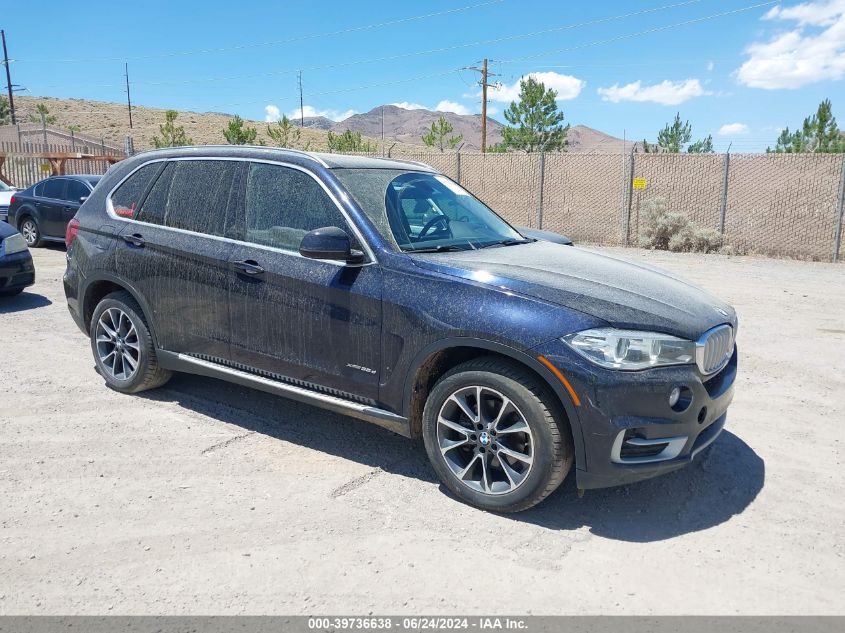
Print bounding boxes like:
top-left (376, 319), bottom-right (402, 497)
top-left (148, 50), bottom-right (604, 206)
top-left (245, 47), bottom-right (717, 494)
top-left (7, 96), bottom-right (419, 154)
top-left (6, 96), bottom-right (632, 155)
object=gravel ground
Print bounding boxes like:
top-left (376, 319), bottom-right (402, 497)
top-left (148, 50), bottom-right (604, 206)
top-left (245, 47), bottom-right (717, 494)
top-left (1, 245), bottom-right (843, 615)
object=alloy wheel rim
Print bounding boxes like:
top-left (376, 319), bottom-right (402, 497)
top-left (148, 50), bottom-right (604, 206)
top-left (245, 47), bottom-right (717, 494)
top-left (95, 307), bottom-right (141, 381)
top-left (21, 221), bottom-right (36, 245)
top-left (436, 385), bottom-right (534, 495)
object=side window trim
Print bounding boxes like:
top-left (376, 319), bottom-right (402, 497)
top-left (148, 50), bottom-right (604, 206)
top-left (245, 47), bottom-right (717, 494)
top-left (105, 156), bottom-right (375, 264)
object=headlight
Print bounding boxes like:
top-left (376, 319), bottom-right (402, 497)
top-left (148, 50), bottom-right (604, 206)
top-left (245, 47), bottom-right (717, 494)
top-left (562, 328), bottom-right (696, 370)
top-left (1, 233), bottom-right (28, 256)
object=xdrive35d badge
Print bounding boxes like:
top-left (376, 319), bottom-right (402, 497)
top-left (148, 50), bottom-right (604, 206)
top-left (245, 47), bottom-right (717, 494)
top-left (64, 147), bottom-right (738, 512)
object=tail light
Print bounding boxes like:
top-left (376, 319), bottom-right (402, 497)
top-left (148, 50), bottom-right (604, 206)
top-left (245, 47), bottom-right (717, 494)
top-left (65, 217), bottom-right (81, 248)
top-left (9, 195), bottom-right (15, 206)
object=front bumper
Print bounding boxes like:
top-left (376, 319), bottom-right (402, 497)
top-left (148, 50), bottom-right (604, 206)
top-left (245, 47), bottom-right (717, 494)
top-left (0, 250), bottom-right (35, 292)
top-left (533, 341), bottom-right (737, 490)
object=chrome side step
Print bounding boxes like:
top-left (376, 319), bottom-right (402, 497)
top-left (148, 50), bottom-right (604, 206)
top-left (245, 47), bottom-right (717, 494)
top-left (157, 351), bottom-right (411, 437)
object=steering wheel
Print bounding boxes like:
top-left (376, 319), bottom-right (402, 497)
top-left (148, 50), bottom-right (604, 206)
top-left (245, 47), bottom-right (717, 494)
top-left (418, 214), bottom-right (450, 239)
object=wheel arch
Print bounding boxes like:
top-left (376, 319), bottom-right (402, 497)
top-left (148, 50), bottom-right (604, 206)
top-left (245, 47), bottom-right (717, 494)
top-left (80, 273), bottom-right (159, 347)
top-left (402, 337), bottom-right (585, 469)
top-left (15, 204), bottom-right (40, 227)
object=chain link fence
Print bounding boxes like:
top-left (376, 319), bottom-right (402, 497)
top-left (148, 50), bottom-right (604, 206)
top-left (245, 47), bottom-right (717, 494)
top-left (387, 148), bottom-right (845, 262)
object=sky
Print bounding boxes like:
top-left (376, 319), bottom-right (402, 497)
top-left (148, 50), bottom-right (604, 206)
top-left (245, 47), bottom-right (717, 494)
top-left (2, 0), bottom-right (844, 152)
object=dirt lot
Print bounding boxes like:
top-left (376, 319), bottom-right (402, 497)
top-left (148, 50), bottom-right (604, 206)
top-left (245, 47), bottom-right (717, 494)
top-left (1, 246), bottom-right (843, 615)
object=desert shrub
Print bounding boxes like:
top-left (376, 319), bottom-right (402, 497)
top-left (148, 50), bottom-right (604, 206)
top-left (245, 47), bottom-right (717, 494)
top-left (638, 198), bottom-right (689, 250)
top-left (669, 225), bottom-right (723, 253)
top-left (640, 197), bottom-right (725, 253)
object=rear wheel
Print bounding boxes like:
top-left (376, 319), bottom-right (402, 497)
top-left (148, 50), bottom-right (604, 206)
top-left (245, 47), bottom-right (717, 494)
top-left (90, 291), bottom-right (171, 393)
top-left (422, 357), bottom-right (573, 512)
top-left (20, 217), bottom-right (42, 248)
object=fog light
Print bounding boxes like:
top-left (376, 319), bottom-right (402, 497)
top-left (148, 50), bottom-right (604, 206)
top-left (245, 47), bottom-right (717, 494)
top-left (668, 386), bottom-right (681, 407)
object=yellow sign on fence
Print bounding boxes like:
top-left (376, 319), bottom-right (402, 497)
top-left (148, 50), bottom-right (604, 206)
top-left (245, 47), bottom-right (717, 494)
top-left (632, 177), bottom-right (647, 190)
top-left (39, 163), bottom-right (51, 173)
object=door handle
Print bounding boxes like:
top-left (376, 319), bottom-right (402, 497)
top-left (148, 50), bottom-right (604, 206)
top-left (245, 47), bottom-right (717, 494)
top-left (122, 233), bottom-right (145, 247)
top-left (233, 259), bottom-right (265, 275)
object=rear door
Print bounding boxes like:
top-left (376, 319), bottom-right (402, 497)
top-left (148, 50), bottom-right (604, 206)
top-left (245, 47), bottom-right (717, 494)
top-left (227, 161), bottom-right (382, 403)
top-left (114, 159), bottom-right (241, 359)
top-left (37, 178), bottom-right (67, 238)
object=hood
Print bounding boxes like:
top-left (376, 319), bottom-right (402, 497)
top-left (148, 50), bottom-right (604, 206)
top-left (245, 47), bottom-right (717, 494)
top-left (0, 220), bottom-right (20, 240)
top-left (411, 241), bottom-right (736, 341)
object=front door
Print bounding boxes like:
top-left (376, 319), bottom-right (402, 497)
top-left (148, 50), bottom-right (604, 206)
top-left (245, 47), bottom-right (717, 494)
top-left (227, 162), bottom-right (382, 403)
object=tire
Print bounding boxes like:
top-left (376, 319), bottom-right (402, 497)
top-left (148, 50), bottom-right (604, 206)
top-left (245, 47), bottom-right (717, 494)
top-left (422, 357), bottom-right (573, 513)
top-left (0, 288), bottom-right (24, 297)
top-left (19, 216), bottom-right (42, 248)
top-left (89, 291), bottom-right (172, 394)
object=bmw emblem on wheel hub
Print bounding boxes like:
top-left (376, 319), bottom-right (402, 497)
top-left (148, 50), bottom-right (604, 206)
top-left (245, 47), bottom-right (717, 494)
top-left (479, 431), bottom-right (490, 446)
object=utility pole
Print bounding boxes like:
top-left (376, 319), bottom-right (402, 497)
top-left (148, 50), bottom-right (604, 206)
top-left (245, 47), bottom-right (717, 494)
top-left (124, 62), bottom-right (133, 129)
top-left (1, 30), bottom-right (16, 124)
top-left (298, 71), bottom-right (304, 128)
top-left (464, 58), bottom-right (498, 153)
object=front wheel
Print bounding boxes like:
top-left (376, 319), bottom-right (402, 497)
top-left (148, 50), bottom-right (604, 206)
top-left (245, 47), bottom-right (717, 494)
top-left (422, 357), bottom-right (573, 512)
top-left (90, 291), bottom-right (172, 394)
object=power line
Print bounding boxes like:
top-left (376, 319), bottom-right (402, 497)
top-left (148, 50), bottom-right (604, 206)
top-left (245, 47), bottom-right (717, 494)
top-left (23, 0), bottom-right (709, 89)
top-left (499, 1), bottom-right (777, 64)
top-left (16, 0), bottom-right (506, 64)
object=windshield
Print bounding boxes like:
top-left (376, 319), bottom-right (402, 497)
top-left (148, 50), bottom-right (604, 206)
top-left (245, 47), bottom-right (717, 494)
top-left (0, 181), bottom-right (11, 192)
top-left (333, 168), bottom-right (526, 252)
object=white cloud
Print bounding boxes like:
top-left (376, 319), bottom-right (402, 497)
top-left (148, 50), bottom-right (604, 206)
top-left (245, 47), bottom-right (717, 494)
top-left (488, 71), bottom-right (585, 103)
top-left (287, 105), bottom-right (357, 122)
top-left (718, 122), bottom-right (750, 135)
top-left (707, 60), bottom-right (715, 72)
top-left (391, 102), bottom-right (428, 110)
top-left (264, 104), bottom-right (281, 122)
top-left (736, 0), bottom-right (845, 89)
top-left (434, 100), bottom-right (471, 115)
top-left (597, 79), bottom-right (710, 105)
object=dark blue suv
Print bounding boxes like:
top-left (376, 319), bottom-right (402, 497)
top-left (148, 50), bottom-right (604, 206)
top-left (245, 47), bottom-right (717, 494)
top-left (64, 147), bottom-right (737, 512)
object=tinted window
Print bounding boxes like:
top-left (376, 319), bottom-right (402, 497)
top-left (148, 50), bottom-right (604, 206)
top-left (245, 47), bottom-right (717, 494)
top-left (136, 163), bottom-right (172, 226)
top-left (243, 163), bottom-right (350, 252)
top-left (112, 163), bottom-right (163, 218)
top-left (41, 178), bottom-right (65, 200)
top-left (65, 179), bottom-right (90, 203)
top-left (33, 183), bottom-right (44, 197)
top-left (136, 160), bottom-right (237, 237)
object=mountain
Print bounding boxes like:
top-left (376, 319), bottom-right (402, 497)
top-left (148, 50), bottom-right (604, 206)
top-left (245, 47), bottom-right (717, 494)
top-left (326, 105), bottom-right (632, 154)
top-left (328, 105), bottom-right (503, 152)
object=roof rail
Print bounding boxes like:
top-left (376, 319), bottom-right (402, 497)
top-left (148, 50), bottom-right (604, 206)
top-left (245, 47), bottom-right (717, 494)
top-left (127, 145), bottom-right (330, 168)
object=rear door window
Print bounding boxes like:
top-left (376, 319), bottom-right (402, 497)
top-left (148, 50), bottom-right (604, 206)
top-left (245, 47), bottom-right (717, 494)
top-left (135, 160), bottom-right (238, 237)
top-left (242, 162), bottom-right (352, 252)
top-left (112, 162), bottom-right (163, 218)
top-left (41, 178), bottom-right (65, 200)
top-left (65, 179), bottom-right (90, 203)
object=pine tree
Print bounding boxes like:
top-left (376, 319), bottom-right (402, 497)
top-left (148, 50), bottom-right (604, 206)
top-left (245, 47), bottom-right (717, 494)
top-left (326, 130), bottom-right (376, 152)
top-left (223, 115), bottom-right (259, 145)
top-left (687, 134), bottom-right (714, 154)
top-left (501, 77), bottom-right (569, 152)
top-left (0, 96), bottom-right (10, 125)
top-left (152, 110), bottom-right (193, 148)
top-left (421, 116), bottom-right (463, 152)
top-left (768, 99), bottom-right (845, 153)
top-left (266, 115), bottom-right (301, 148)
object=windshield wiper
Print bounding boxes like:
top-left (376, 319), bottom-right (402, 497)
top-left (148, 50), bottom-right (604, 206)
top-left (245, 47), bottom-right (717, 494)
top-left (405, 244), bottom-right (474, 253)
top-left (477, 238), bottom-right (535, 249)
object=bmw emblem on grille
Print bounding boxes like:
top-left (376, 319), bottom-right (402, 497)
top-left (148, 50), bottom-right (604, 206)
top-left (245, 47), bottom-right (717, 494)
top-left (479, 432), bottom-right (490, 446)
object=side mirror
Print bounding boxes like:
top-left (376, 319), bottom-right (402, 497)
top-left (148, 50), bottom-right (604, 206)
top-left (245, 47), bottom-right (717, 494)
top-left (300, 226), bottom-right (366, 265)
top-left (79, 196), bottom-right (88, 204)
